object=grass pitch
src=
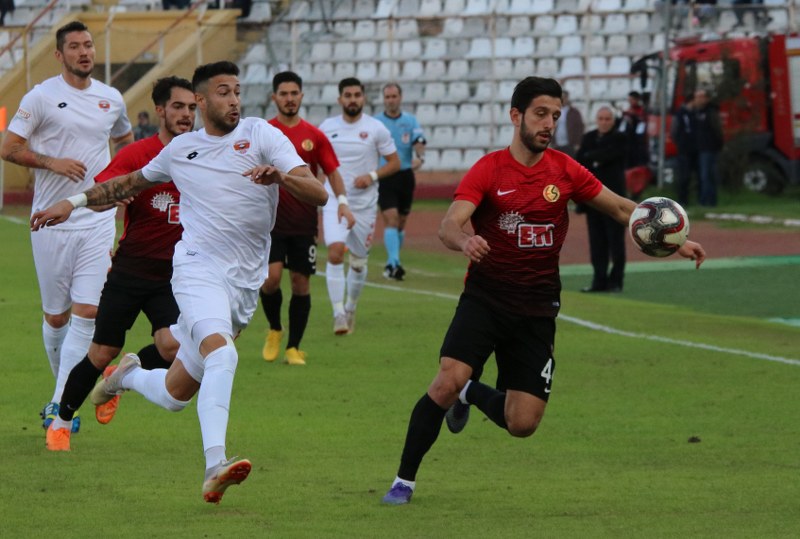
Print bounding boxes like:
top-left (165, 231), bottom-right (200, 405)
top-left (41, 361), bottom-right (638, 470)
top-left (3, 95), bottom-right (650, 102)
top-left (1, 212), bottom-right (798, 538)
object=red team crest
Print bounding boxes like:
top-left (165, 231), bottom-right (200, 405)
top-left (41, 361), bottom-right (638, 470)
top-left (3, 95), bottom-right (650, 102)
top-left (359, 131), bottom-right (369, 140)
top-left (98, 100), bottom-right (110, 112)
top-left (233, 140), bottom-right (251, 154)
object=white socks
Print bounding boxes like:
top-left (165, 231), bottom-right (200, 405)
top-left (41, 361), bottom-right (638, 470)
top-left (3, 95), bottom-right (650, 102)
top-left (394, 476), bottom-right (416, 490)
top-left (345, 266), bottom-right (367, 313)
top-left (197, 345), bottom-right (238, 470)
top-left (125, 367), bottom-right (190, 412)
top-left (52, 315), bottom-right (94, 403)
top-left (42, 319), bottom-right (68, 378)
top-left (326, 262), bottom-right (346, 316)
top-left (459, 380), bottom-right (472, 405)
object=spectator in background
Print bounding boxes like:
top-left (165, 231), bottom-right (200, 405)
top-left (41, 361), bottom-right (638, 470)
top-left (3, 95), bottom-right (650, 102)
top-left (733, 0), bottom-right (771, 28)
top-left (693, 88), bottom-right (723, 207)
top-left (377, 82), bottom-right (426, 281)
top-left (576, 106), bottom-right (628, 293)
top-left (552, 90), bottom-right (584, 157)
top-left (670, 92), bottom-right (698, 207)
top-left (618, 91), bottom-right (649, 168)
top-left (1, 0), bottom-right (14, 26)
top-left (133, 111), bottom-right (158, 141)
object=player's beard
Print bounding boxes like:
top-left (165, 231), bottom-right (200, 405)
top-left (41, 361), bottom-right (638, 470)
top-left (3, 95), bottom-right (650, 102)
top-left (278, 105), bottom-right (298, 117)
top-left (207, 106), bottom-right (239, 135)
top-left (519, 120), bottom-right (550, 154)
top-left (343, 104), bottom-right (362, 118)
top-left (64, 60), bottom-right (93, 79)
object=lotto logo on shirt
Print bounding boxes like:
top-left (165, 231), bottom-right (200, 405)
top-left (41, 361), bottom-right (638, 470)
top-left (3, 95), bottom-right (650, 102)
top-left (98, 100), bottom-right (111, 112)
top-left (233, 140), bottom-right (251, 154)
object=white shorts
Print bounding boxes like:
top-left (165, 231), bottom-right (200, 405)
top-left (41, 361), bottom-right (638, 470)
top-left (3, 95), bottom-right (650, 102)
top-left (170, 243), bottom-right (258, 382)
top-left (30, 220), bottom-right (115, 314)
top-left (322, 198), bottom-right (376, 259)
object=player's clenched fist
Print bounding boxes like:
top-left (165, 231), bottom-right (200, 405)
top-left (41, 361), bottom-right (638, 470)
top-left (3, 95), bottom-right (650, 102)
top-left (463, 234), bottom-right (490, 264)
top-left (244, 165), bottom-right (281, 185)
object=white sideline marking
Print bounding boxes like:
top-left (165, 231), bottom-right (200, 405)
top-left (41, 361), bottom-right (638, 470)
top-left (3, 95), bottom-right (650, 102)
top-left (318, 272), bottom-right (800, 368)
top-left (1, 215), bottom-right (27, 225)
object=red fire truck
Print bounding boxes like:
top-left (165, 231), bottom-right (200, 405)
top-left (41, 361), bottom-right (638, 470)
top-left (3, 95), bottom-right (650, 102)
top-left (633, 33), bottom-right (800, 194)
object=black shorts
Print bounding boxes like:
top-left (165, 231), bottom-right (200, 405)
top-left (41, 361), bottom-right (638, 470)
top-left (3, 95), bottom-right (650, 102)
top-left (268, 233), bottom-right (317, 276)
top-left (440, 293), bottom-right (556, 401)
top-left (93, 267), bottom-right (180, 348)
top-left (378, 169), bottom-right (416, 215)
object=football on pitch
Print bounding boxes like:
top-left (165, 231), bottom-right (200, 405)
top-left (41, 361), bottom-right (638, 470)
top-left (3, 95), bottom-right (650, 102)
top-left (628, 197), bottom-right (689, 257)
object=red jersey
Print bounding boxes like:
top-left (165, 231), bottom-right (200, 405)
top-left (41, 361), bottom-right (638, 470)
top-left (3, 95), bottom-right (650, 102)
top-left (268, 117), bottom-right (339, 236)
top-left (95, 134), bottom-right (182, 281)
top-left (454, 148), bottom-right (603, 317)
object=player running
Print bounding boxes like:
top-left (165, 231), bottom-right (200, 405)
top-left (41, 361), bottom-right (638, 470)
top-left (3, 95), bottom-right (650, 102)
top-left (45, 76), bottom-right (196, 451)
top-left (260, 71), bottom-right (354, 365)
top-left (31, 61), bottom-right (328, 504)
top-left (381, 77), bottom-right (707, 505)
top-left (319, 77), bottom-right (400, 335)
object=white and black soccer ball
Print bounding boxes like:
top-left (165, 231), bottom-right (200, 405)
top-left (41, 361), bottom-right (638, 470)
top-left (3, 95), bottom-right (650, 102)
top-left (628, 197), bottom-right (689, 257)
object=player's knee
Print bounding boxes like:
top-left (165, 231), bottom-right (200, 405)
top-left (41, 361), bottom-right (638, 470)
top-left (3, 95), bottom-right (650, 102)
top-left (506, 416), bottom-right (541, 438)
top-left (45, 312), bottom-right (70, 328)
top-left (349, 253), bottom-right (367, 272)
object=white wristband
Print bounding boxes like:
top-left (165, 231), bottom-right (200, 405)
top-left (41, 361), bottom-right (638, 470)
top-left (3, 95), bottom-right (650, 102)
top-left (369, 170), bottom-right (379, 182)
top-left (66, 193), bottom-right (88, 208)
top-left (337, 194), bottom-right (349, 206)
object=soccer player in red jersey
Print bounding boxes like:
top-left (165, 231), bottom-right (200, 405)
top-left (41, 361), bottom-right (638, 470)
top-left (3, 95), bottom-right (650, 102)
top-left (45, 76), bottom-right (196, 451)
top-left (259, 71), bottom-right (354, 365)
top-left (381, 77), bottom-right (707, 504)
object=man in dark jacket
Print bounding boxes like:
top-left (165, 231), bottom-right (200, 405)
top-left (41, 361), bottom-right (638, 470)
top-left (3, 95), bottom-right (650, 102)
top-left (553, 91), bottom-right (584, 157)
top-left (670, 93), bottom-right (697, 206)
top-left (693, 88), bottom-right (723, 206)
top-left (576, 106), bottom-right (628, 292)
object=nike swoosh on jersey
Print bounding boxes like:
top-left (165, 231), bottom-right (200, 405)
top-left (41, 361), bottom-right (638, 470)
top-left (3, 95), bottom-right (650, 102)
top-left (497, 189), bottom-right (516, 196)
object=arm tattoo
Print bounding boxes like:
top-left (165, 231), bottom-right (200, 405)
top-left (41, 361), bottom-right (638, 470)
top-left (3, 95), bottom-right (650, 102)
top-left (85, 170), bottom-right (152, 206)
top-left (3, 145), bottom-right (53, 170)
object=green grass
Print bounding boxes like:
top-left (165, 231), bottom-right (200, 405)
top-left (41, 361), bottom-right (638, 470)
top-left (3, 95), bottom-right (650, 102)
top-left (1, 213), bottom-right (799, 538)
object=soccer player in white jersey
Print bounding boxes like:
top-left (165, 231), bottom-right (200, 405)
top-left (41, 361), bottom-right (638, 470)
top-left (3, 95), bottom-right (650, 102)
top-left (30, 61), bottom-right (328, 504)
top-left (318, 77), bottom-right (400, 335)
top-left (0, 21), bottom-right (133, 432)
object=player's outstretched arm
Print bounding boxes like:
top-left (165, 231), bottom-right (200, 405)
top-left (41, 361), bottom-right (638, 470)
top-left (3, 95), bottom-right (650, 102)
top-left (1, 131), bottom-right (87, 182)
top-left (30, 170), bottom-right (154, 230)
top-left (439, 199), bottom-right (489, 263)
top-left (586, 186), bottom-right (638, 225)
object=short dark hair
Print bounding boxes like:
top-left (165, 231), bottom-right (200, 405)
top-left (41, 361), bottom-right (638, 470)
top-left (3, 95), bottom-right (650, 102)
top-left (383, 82), bottom-right (402, 95)
top-left (151, 76), bottom-right (193, 107)
top-left (629, 91), bottom-right (642, 99)
top-left (272, 71), bottom-right (303, 93)
top-left (56, 21), bottom-right (90, 52)
top-left (510, 77), bottom-right (562, 112)
top-left (338, 77), bottom-right (364, 95)
top-left (192, 61), bottom-right (240, 92)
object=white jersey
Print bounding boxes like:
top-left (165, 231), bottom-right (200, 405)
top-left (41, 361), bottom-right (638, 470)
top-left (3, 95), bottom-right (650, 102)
top-left (318, 114), bottom-right (396, 211)
top-left (7, 75), bottom-right (132, 229)
top-left (141, 117), bottom-right (306, 289)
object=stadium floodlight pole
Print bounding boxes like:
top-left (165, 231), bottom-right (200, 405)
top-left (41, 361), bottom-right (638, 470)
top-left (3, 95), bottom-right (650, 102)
top-left (656, 0), bottom-right (671, 190)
